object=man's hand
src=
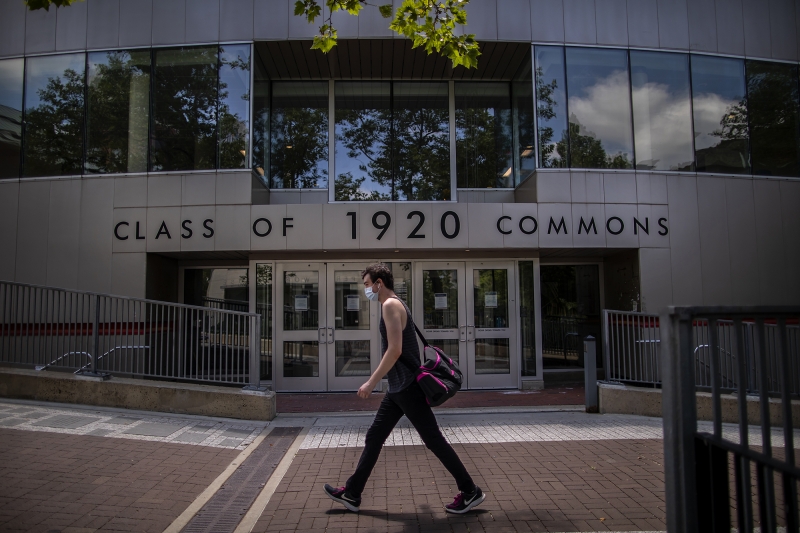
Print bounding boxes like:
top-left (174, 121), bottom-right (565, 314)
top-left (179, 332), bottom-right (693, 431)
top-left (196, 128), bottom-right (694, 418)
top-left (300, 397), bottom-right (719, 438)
top-left (357, 380), bottom-right (375, 399)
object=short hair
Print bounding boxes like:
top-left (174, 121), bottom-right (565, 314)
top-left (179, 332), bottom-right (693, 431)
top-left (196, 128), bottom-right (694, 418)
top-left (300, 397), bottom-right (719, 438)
top-left (361, 263), bottom-right (394, 290)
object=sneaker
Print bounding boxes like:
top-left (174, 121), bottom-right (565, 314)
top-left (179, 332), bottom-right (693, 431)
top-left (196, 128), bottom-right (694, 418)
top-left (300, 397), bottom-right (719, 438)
top-left (445, 486), bottom-right (486, 514)
top-left (323, 484), bottom-right (361, 512)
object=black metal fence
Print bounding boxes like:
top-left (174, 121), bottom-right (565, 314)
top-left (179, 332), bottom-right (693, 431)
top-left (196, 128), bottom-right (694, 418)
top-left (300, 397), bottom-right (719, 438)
top-left (0, 280), bottom-right (262, 388)
top-left (661, 306), bottom-right (800, 533)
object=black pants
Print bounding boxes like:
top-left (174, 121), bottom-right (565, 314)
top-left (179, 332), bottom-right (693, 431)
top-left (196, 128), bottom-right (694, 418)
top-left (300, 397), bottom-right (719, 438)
top-left (345, 382), bottom-right (475, 497)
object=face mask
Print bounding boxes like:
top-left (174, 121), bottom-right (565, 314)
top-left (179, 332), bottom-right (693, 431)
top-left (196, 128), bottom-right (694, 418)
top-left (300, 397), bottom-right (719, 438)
top-left (364, 283), bottom-right (381, 301)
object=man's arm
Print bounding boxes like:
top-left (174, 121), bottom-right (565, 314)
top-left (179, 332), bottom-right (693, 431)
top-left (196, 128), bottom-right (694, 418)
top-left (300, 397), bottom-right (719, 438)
top-left (356, 298), bottom-right (405, 398)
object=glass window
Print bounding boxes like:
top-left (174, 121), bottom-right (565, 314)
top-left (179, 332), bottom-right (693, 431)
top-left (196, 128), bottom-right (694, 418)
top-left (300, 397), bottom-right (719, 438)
top-left (392, 82), bottom-right (450, 201)
top-left (540, 265), bottom-right (601, 369)
top-left (150, 46), bottom-right (218, 172)
top-left (86, 50), bottom-right (150, 174)
top-left (519, 261), bottom-right (536, 377)
top-left (334, 81), bottom-right (392, 200)
top-left (23, 53), bottom-right (86, 177)
top-left (270, 81), bottom-right (328, 189)
top-left (384, 262), bottom-right (412, 310)
top-left (455, 82), bottom-right (513, 188)
top-left (565, 47), bottom-right (634, 169)
top-left (512, 59), bottom-right (536, 185)
top-left (256, 264), bottom-right (273, 381)
top-left (534, 46), bottom-right (568, 168)
top-left (422, 269), bottom-right (458, 329)
top-left (746, 60), bottom-right (800, 177)
top-left (252, 61), bottom-right (270, 182)
top-left (691, 55), bottom-right (750, 174)
top-left (630, 51), bottom-right (694, 171)
top-left (184, 268), bottom-right (249, 311)
top-left (0, 58), bottom-right (23, 178)
top-left (218, 44), bottom-right (250, 170)
top-left (333, 270), bottom-right (369, 330)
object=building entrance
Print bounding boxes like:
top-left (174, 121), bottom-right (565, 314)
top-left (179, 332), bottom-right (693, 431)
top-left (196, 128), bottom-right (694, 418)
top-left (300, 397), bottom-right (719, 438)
top-left (273, 262), bottom-right (379, 392)
top-left (413, 261), bottom-right (518, 389)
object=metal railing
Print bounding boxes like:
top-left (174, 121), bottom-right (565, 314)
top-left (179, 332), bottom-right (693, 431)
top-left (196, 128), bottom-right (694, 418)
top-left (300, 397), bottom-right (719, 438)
top-left (603, 309), bottom-right (800, 395)
top-left (0, 280), bottom-right (262, 388)
top-left (661, 306), bottom-right (800, 533)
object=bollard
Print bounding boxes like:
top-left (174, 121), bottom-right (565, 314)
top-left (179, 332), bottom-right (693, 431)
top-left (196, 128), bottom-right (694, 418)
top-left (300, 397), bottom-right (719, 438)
top-left (584, 336), bottom-right (598, 413)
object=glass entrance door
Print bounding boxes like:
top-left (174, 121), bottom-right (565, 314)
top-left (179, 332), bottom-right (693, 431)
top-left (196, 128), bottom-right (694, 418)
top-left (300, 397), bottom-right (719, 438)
top-left (326, 264), bottom-right (378, 391)
top-left (414, 261), bottom-right (518, 390)
top-left (465, 262), bottom-right (518, 388)
top-left (275, 263), bottom-right (327, 391)
top-left (414, 262), bottom-right (468, 388)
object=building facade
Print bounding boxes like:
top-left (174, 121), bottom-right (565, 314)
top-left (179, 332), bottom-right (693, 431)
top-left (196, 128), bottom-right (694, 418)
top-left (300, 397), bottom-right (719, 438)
top-left (0, 0), bottom-right (799, 392)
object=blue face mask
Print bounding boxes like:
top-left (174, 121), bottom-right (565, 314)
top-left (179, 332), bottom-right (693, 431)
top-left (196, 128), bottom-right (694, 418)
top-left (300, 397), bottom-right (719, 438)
top-left (364, 283), bottom-right (381, 301)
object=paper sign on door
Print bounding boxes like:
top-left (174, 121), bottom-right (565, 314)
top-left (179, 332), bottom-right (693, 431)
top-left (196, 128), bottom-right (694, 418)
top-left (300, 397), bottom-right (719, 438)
top-left (485, 291), bottom-right (498, 308)
top-left (434, 293), bottom-right (448, 309)
top-left (346, 295), bottom-right (360, 311)
top-left (295, 295), bottom-right (308, 311)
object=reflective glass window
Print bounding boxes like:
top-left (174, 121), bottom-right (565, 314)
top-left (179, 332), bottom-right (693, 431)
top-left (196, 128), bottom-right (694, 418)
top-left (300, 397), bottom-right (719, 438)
top-left (0, 58), bottom-right (23, 178)
top-left (252, 60), bottom-right (270, 182)
top-left (150, 46), bottom-right (218, 172)
top-left (534, 46), bottom-right (568, 168)
top-left (256, 264), bottom-right (273, 381)
top-left (23, 53), bottom-right (85, 177)
top-left (691, 55), bottom-right (749, 174)
top-left (513, 59), bottom-right (536, 184)
top-left (334, 81), bottom-right (392, 200)
top-left (86, 50), bottom-right (150, 174)
top-left (218, 44), bottom-right (250, 170)
top-left (630, 51), bottom-right (694, 171)
top-left (565, 47), bottom-right (633, 169)
top-left (270, 81), bottom-right (328, 189)
top-left (392, 82), bottom-right (450, 201)
top-left (519, 261), bottom-right (536, 377)
top-left (746, 60), bottom-right (800, 177)
top-left (455, 82), bottom-right (513, 189)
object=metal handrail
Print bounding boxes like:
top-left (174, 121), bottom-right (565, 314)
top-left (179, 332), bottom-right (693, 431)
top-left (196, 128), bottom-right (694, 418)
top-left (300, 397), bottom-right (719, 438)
top-left (0, 280), bottom-right (262, 389)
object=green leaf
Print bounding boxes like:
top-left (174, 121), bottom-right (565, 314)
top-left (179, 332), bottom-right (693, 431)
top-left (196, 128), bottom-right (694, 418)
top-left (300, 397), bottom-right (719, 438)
top-left (294, 0), bottom-right (306, 16)
top-left (379, 4), bottom-right (393, 18)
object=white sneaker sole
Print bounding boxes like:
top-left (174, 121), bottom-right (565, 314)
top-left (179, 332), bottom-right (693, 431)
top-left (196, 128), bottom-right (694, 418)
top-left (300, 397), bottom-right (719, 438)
top-left (445, 492), bottom-right (486, 514)
top-left (324, 490), bottom-right (360, 512)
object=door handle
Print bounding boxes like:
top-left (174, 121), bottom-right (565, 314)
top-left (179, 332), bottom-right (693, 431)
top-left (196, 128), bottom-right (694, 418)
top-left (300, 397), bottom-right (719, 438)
top-left (459, 325), bottom-right (467, 342)
top-left (318, 328), bottom-right (327, 343)
top-left (467, 325), bottom-right (475, 342)
top-left (327, 327), bottom-right (334, 344)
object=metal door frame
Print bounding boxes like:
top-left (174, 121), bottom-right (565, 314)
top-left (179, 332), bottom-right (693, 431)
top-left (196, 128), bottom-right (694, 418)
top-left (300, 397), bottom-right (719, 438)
top-left (274, 262), bottom-right (328, 392)
top-left (325, 262), bottom-right (381, 391)
top-left (465, 260), bottom-right (519, 389)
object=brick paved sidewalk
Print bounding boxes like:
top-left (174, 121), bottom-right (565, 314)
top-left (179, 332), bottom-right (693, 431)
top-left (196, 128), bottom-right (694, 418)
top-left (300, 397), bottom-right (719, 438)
top-left (252, 439), bottom-right (667, 532)
top-left (0, 428), bottom-right (239, 533)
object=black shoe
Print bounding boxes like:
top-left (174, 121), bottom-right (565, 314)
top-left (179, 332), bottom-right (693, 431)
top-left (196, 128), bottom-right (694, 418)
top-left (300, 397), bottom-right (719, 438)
top-left (445, 486), bottom-right (486, 514)
top-left (323, 484), bottom-right (361, 512)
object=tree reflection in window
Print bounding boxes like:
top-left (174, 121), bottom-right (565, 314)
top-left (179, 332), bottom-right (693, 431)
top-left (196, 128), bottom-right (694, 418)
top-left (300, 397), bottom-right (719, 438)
top-left (455, 82), bottom-right (513, 189)
top-left (392, 82), bottom-right (450, 201)
top-left (335, 82), bottom-right (450, 201)
top-left (746, 60), bottom-right (800, 177)
top-left (535, 46), bottom-right (569, 168)
top-left (150, 47), bottom-right (219, 172)
top-left (564, 48), bottom-right (634, 169)
top-left (23, 54), bottom-right (85, 177)
top-left (335, 81), bottom-right (392, 200)
top-left (691, 55), bottom-right (750, 174)
top-left (86, 50), bottom-right (150, 174)
top-left (218, 45), bottom-right (250, 170)
top-left (270, 82), bottom-right (328, 189)
top-left (0, 58), bottom-right (23, 178)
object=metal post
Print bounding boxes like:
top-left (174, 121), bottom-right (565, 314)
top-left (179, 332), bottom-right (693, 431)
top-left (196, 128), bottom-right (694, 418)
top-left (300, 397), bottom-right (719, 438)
top-left (92, 294), bottom-right (99, 374)
top-left (584, 336), bottom-right (598, 413)
top-left (244, 314), bottom-right (263, 391)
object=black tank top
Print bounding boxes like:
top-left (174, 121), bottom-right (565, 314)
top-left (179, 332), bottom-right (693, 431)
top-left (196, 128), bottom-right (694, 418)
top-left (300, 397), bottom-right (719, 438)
top-left (380, 297), bottom-right (420, 393)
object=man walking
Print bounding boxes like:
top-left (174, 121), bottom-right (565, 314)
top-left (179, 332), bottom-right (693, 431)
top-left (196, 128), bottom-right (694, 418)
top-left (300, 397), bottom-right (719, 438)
top-left (323, 263), bottom-right (485, 514)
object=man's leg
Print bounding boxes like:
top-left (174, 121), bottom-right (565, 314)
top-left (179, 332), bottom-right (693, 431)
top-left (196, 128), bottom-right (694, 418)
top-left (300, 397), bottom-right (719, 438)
top-left (394, 385), bottom-right (475, 493)
top-left (344, 393), bottom-right (404, 497)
